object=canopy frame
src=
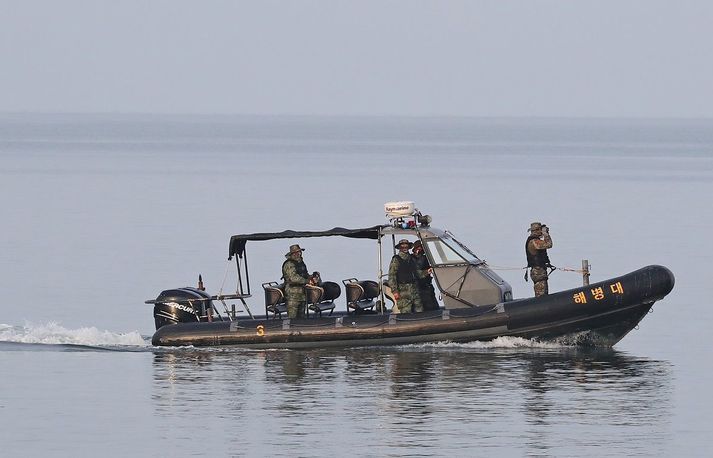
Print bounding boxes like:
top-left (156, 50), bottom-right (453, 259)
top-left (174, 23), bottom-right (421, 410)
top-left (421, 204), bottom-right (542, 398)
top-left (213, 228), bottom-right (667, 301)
top-left (228, 225), bottom-right (387, 298)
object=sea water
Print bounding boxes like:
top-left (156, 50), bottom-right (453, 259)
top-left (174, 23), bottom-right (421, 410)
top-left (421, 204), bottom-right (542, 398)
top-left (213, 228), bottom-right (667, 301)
top-left (1, 114), bottom-right (711, 456)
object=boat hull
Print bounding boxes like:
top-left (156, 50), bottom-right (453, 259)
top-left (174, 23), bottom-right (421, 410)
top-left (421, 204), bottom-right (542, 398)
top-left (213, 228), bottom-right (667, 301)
top-left (151, 265), bottom-right (674, 348)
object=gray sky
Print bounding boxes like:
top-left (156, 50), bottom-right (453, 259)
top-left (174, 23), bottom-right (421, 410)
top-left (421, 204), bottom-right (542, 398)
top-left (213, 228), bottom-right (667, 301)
top-left (1, 0), bottom-right (712, 117)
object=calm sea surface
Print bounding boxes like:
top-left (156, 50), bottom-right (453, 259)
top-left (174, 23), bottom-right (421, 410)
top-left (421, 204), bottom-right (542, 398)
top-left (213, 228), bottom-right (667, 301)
top-left (1, 114), bottom-right (711, 456)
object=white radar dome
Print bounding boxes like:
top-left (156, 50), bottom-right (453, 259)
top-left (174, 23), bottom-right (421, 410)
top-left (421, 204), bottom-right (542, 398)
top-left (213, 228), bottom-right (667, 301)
top-left (384, 201), bottom-right (416, 218)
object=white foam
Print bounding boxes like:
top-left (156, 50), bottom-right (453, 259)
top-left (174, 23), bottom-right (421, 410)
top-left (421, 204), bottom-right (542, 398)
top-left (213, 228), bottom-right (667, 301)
top-left (0, 322), bottom-right (149, 347)
top-left (414, 336), bottom-right (570, 350)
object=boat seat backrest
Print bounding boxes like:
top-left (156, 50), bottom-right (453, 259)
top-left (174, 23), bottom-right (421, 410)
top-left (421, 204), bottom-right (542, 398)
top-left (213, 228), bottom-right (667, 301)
top-left (262, 281), bottom-right (285, 307)
top-left (320, 281), bottom-right (341, 302)
top-left (306, 281), bottom-right (341, 305)
top-left (360, 280), bottom-right (379, 300)
top-left (342, 278), bottom-right (379, 303)
top-left (345, 282), bottom-right (364, 303)
top-left (306, 284), bottom-right (325, 305)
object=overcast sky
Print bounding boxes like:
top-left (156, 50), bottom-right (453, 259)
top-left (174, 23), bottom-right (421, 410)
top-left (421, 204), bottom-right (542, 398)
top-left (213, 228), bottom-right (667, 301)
top-left (1, 0), bottom-right (712, 117)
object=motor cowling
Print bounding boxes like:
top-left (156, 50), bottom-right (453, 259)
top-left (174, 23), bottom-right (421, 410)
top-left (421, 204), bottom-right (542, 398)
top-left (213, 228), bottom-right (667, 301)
top-left (152, 287), bottom-right (214, 330)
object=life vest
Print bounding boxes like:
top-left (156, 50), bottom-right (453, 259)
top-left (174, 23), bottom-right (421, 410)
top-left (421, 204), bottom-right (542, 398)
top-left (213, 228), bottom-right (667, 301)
top-left (413, 253), bottom-right (432, 286)
top-left (282, 258), bottom-right (309, 285)
top-left (393, 255), bottom-right (418, 284)
top-left (525, 235), bottom-right (551, 268)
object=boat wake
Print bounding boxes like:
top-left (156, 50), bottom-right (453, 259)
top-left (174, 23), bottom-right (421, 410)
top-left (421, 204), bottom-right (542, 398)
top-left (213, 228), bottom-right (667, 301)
top-left (0, 322), bottom-right (150, 350)
top-left (414, 336), bottom-right (571, 350)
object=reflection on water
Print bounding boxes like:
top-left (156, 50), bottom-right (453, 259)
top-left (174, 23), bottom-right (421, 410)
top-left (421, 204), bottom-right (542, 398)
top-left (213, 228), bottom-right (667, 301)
top-left (151, 347), bottom-right (672, 456)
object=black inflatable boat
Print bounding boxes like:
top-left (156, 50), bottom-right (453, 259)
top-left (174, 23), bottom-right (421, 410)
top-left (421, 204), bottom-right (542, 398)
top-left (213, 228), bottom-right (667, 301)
top-left (147, 204), bottom-right (674, 348)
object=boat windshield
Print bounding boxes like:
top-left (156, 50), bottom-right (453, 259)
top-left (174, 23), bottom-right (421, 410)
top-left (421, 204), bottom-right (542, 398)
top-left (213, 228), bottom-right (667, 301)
top-left (424, 236), bottom-right (480, 265)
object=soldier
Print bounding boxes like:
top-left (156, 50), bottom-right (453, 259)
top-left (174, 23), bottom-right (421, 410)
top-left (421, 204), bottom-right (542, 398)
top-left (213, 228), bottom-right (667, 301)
top-left (412, 240), bottom-right (439, 310)
top-left (281, 244), bottom-right (315, 319)
top-left (525, 222), bottom-right (553, 297)
top-left (389, 239), bottom-right (423, 313)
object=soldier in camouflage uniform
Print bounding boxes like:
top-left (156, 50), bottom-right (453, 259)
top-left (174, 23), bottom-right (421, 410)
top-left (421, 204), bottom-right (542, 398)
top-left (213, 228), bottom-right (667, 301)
top-left (389, 239), bottom-right (423, 313)
top-left (412, 240), bottom-right (439, 310)
top-left (281, 244), bottom-right (314, 319)
top-left (525, 222), bottom-right (553, 297)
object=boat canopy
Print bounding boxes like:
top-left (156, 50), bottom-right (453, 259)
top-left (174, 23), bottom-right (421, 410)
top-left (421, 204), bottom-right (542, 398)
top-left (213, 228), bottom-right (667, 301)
top-left (229, 225), bottom-right (387, 259)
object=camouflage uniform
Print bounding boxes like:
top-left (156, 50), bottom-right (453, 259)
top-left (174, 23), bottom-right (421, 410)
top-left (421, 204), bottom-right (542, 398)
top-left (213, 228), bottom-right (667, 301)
top-left (413, 241), bottom-right (439, 311)
top-left (389, 240), bottom-right (423, 313)
top-left (525, 222), bottom-right (553, 297)
top-left (282, 244), bottom-right (310, 319)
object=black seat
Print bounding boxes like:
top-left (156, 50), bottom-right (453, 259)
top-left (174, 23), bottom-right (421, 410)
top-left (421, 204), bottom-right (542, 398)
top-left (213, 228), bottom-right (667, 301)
top-left (306, 281), bottom-right (341, 318)
top-left (342, 278), bottom-right (379, 314)
top-left (262, 282), bottom-right (287, 319)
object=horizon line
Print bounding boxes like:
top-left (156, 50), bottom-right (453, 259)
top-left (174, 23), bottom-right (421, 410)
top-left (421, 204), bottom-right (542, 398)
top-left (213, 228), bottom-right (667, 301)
top-left (1, 111), bottom-right (712, 121)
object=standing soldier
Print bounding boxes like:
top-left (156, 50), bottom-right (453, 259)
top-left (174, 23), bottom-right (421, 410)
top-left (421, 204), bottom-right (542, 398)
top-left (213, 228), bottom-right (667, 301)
top-left (282, 244), bottom-right (314, 319)
top-left (412, 240), bottom-right (439, 310)
top-left (525, 222), bottom-right (553, 297)
top-left (389, 239), bottom-right (423, 313)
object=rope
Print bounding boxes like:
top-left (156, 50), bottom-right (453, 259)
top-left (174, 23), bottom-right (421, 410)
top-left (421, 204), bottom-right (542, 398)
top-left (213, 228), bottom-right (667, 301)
top-left (557, 267), bottom-right (587, 274)
top-left (352, 319), bottom-right (392, 329)
top-left (486, 264), bottom-right (586, 274)
top-left (276, 319), bottom-right (391, 330)
top-left (218, 259), bottom-right (231, 296)
top-left (285, 321), bottom-right (341, 329)
top-left (393, 314), bottom-right (443, 322)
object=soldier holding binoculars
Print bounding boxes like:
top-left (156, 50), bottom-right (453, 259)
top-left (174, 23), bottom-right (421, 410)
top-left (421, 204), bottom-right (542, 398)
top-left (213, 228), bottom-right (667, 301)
top-left (525, 222), bottom-right (554, 297)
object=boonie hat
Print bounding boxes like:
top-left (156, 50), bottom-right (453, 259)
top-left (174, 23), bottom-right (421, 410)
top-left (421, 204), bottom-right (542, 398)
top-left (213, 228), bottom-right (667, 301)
top-left (285, 244), bottom-right (305, 257)
top-left (395, 239), bottom-right (413, 249)
top-left (528, 222), bottom-right (542, 232)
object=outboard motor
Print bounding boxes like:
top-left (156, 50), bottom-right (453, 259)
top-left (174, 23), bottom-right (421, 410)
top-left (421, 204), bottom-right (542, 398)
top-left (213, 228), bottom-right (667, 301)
top-left (150, 287), bottom-right (214, 330)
